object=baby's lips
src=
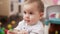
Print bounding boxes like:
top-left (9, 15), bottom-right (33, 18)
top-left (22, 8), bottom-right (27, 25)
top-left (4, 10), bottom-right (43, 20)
top-left (25, 20), bottom-right (30, 22)
top-left (11, 30), bottom-right (19, 34)
top-left (22, 30), bottom-right (28, 34)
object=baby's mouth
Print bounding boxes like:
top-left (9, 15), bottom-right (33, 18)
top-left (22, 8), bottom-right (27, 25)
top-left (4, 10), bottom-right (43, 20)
top-left (25, 20), bottom-right (30, 22)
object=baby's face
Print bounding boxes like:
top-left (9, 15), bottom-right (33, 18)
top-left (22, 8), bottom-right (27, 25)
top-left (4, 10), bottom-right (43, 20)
top-left (23, 2), bottom-right (41, 25)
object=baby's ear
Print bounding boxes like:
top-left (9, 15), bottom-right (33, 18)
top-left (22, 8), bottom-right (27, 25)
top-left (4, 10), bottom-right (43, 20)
top-left (40, 12), bottom-right (44, 17)
top-left (39, 12), bottom-right (44, 20)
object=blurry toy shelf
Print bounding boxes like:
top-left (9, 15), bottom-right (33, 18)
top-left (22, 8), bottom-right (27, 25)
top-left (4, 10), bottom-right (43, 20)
top-left (0, 0), bottom-right (24, 30)
top-left (45, 5), bottom-right (60, 34)
top-left (45, 18), bottom-right (60, 25)
top-left (45, 5), bottom-right (60, 25)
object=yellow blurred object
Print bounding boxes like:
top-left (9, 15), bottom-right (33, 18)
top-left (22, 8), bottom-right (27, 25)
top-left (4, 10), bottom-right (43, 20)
top-left (0, 22), bottom-right (2, 26)
top-left (7, 24), bottom-right (12, 29)
top-left (55, 30), bottom-right (58, 34)
top-left (11, 20), bottom-right (16, 25)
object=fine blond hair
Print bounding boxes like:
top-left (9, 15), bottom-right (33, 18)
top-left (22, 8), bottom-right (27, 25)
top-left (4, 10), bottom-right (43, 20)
top-left (24, 0), bottom-right (44, 12)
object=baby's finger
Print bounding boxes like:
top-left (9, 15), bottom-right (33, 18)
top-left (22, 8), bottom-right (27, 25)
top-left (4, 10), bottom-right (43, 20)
top-left (7, 30), bottom-right (16, 34)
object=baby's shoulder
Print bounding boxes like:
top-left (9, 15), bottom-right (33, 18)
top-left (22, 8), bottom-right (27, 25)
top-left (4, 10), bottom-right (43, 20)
top-left (33, 21), bottom-right (44, 29)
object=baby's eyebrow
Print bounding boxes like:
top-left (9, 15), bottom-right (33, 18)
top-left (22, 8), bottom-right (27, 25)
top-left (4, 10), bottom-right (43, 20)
top-left (23, 9), bottom-right (34, 14)
top-left (27, 11), bottom-right (33, 13)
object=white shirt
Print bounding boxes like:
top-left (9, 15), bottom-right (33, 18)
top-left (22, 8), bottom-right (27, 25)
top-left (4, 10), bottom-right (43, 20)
top-left (14, 20), bottom-right (44, 34)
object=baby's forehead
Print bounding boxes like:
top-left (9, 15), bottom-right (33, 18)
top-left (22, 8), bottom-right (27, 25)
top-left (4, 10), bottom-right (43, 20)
top-left (24, 2), bottom-right (38, 7)
top-left (23, 2), bottom-right (39, 11)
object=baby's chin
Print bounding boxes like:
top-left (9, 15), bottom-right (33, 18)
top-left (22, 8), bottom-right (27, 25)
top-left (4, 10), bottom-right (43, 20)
top-left (25, 21), bottom-right (32, 25)
top-left (26, 22), bottom-right (37, 26)
top-left (24, 20), bottom-right (36, 25)
top-left (25, 20), bottom-right (30, 23)
top-left (25, 21), bottom-right (31, 24)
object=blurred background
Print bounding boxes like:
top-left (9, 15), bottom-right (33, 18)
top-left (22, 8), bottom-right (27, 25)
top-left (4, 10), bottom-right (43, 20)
top-left (0, 0), bottom-right (60, 34)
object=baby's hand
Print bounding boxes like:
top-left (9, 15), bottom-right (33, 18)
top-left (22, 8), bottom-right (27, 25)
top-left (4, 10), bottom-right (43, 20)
top-left (7, 29), bottom-right (28, 34)
top-left (19, 30), bottom-right (28, 34)
top-left (7, 30), bottom-right (18, 34)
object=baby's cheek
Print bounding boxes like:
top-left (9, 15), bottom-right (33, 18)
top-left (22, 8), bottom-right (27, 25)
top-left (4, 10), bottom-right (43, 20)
top-left (30, 15), bottom-right (35, 19)
top-left (30, 15), bottom-right (40, 23)
top-left (30, 16), bottom-right (35, 20)
top-left (30, 15), bottom-right (36, 22)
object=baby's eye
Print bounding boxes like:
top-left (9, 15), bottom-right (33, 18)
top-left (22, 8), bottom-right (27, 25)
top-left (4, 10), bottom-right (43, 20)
top-left (24, 11), bottom-right (26, 14)
top-left (29, 12), bottom-right (33, 15)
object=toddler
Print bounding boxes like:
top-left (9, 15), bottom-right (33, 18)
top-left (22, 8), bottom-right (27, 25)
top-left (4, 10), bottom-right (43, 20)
top-left (8, 0), bottom-right (44, 34)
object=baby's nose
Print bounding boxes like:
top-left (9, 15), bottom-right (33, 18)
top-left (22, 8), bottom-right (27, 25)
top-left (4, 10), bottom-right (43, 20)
top-left (25, 14), bottom-right (29, 18)
top-left (23, 14), bottom-right (30, 19)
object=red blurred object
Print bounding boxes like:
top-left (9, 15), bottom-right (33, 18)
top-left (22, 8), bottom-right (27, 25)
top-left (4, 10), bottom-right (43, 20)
top-left (4, 29), bottom-right (8, 34)
top-left (53, 0), bottom-right (58, 5)
top-left (49, 23), bottom-right (60, 34)
top-left (50, 13), bottom-right (56, 18)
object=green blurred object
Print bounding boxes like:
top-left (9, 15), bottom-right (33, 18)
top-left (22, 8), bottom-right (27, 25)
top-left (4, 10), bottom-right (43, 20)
top-left (0, 28), bottom-right (5, 34)
top-left (9, 28), bottom-right (13, 31)
top-left (1, 27), bottom-right (5, 31)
